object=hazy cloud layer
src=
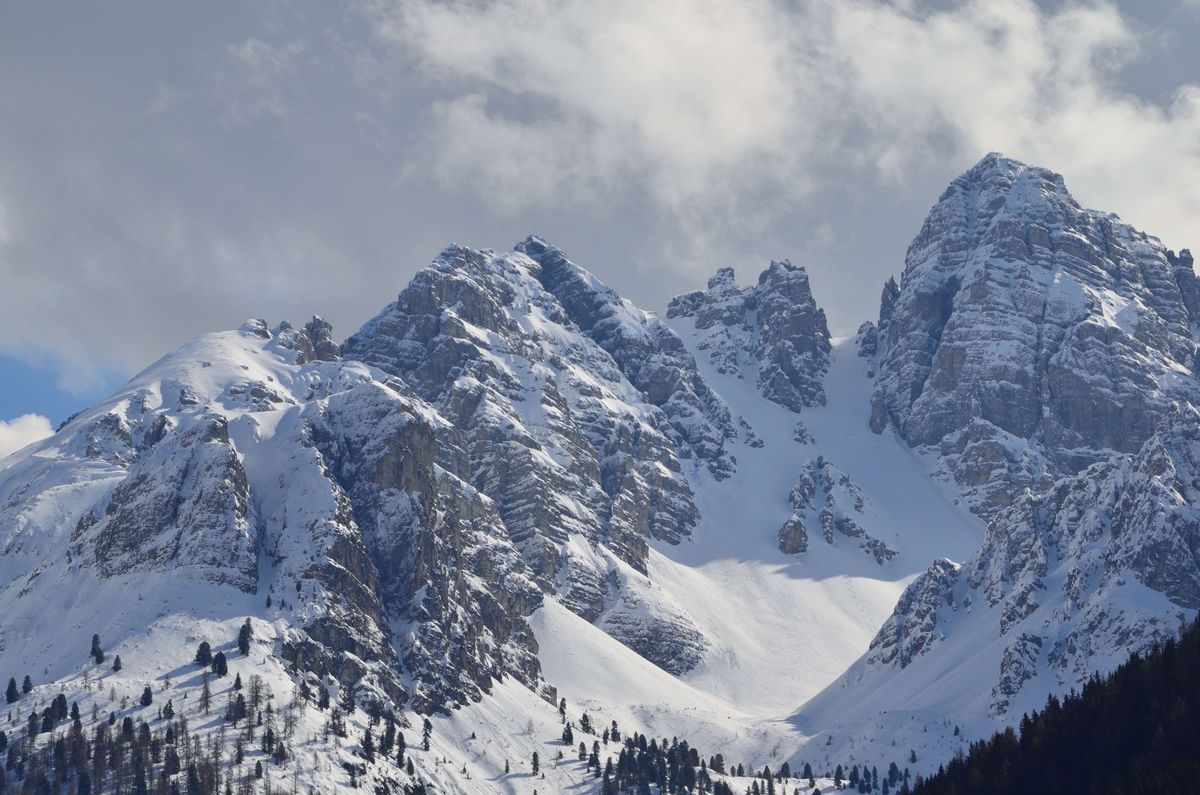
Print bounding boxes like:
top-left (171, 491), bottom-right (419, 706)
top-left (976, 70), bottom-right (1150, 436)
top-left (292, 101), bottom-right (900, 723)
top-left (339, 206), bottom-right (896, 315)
top-left (0, 414), bottom-right (53, 460)
top-left (0, 0), bottom-right (1197, 399)
top-left (383, 0), bottom-right (1200, 242)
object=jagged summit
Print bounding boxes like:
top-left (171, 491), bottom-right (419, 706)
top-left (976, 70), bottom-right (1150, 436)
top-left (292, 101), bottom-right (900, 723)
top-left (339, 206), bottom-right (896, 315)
top-left (667, 258), bottom-right (832, 413)
top-left (868, 151), bottom-right (1199, 517)
top-left (794, 153), bottom-right (1200, 769)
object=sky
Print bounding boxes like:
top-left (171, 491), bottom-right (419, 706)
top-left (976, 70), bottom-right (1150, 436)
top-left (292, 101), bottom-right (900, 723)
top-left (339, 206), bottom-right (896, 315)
top-left (1, 0), bottom-right (1198, 456)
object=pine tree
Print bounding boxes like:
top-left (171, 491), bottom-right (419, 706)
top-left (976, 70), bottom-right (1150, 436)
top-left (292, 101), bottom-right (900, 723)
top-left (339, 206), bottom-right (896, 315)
top-left (5, 678), bottom-right (17, 704)
top-left (195, 641), bottom-right (212, 667)
top-left (380, 717), bottom-right (396, 756)
top-left (212, 651), bottom-right (228, 677)
top-left (112, 655), bottom-right (123, 672)
top-left (233, 672), bottom-right (242, 691)
top-left (20, 675), bottom-right (32, 694)
top-left (140, 686), bottom-right (153, 707)
top-left (90, 634), bottom-right (104, 664)
top-left (362, 727), bottom-right (375, 762)
top-left (422, 717), bottom-right (432, 751)
top-left (532, 751), bottom-right (539, 774)
top-left (200, 674), bottom-right (212, 714)
top-left (237, 619), bottom-right (253, 655)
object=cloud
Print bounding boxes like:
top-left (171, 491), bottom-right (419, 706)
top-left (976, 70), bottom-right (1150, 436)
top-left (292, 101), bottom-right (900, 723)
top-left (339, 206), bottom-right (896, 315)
top-left (0, 414), bottom-right (53, 460)
top-left (0, 0), bottom-right (1197, 401)
top-left (372, 0), bottom-right (815, 213)
top-left (377, 0), bottom-right (1200, 251)
top-left (213, 37), bottom-right (308, 125)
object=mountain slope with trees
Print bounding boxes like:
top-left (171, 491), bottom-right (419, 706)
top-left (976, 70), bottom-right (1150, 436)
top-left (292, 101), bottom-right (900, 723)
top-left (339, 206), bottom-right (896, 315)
top-left (913, 617), bottom-right (1200, 795)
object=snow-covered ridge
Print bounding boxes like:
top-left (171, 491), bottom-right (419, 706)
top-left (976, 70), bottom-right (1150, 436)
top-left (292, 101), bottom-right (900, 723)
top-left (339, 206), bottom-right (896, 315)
top-left (0, 152), bottom-right (1196, 792)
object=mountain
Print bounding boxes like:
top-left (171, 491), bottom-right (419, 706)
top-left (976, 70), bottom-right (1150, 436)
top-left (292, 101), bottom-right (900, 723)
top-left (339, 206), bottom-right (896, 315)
top-left (794, 153), bottom-right (1200, 772)
top-left (912, 616), bottom-right (1200, 795)
top-left (0, 154), bottom-right (1195, 794)
top-left (867, 152), bottom-right (1200, 519)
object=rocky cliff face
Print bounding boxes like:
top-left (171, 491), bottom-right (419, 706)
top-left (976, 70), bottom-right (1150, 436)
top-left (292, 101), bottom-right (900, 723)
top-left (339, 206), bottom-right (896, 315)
top-left (72, 414), bottom-right (258, 592)
top-left (518, 237), bottom-right (739, 480)
top-left (791, 154), bottom-right (1200, 769)
top-left (865, 406), bottom-right (1200, 717)
top-left (869, 153), bottom-right (1200, 518)
top-left (1, 322), bottom-right (549, 713)
top-left (342, 242), bottom-right (715, 670)
top-left (667, 261), bottom-right (832, 413)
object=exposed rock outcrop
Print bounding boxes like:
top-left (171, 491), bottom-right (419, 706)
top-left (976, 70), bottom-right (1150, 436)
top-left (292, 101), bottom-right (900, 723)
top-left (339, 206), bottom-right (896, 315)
top-left (776, 456), bottom-right (896, 563)
top-left (342, 242), bottom-right (711, 672)
top-left (870, 153), bottom-right (1200, 518)
top-left (668, 261), bottom-right (832, 413)
top-left (865, 406), bottom-right (1200, 716)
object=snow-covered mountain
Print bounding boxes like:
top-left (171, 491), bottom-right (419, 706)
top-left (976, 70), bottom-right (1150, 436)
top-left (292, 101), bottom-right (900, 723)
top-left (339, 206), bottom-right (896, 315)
top-left (797, 153), bottom-right (1200, 770)
top-left (0, 153), bottom-right (1195, 793)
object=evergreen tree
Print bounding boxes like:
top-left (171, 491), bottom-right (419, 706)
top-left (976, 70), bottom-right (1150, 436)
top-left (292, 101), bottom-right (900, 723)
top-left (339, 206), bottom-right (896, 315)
top-left (140, 686), bottom-right (153, 707)
top-left (212, 651), bottom-right (228, 677)
top-left (195, 641), bottom-right (212, 667)
top-left (4, 678), bottom-right (17, 704)
top-left (232, 672), bottom-right (242, 691)
top-left (362, 727), bottom-right (375, 763)
top-left (237, 619), bottom-right (253, 655)
top-left (90, 633), bottom-right (104, 664)
top-left (422, 717), bottom-right (432, 751)
top-left (20, 675), bottom-right (31, 694)
top-left (112, 655), bottom-right (122, 672)
top-left (532, 751), bottom-right (539, 774)
top-left (379, 717), bottom-right (396, 756)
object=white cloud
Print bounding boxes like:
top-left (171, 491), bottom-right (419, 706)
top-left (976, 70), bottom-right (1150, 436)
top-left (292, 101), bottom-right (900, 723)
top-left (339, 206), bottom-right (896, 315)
top-left (0, 414), bottom-right (53, 460)
top-left (214, 37), bottom-right (307, 125)
top-left (0, 0), bottom-right (1197, 397)
top-left (377, 0), bottom-right (1200, 251)
top-left (373, 0), bottom-right (813, 214)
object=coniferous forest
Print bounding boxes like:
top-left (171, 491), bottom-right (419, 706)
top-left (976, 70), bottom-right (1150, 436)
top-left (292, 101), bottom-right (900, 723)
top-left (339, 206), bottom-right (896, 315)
top-left (912, 617), bottom-right (1200, 795)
